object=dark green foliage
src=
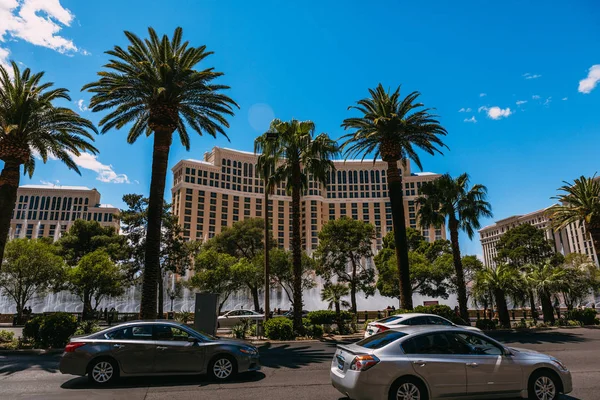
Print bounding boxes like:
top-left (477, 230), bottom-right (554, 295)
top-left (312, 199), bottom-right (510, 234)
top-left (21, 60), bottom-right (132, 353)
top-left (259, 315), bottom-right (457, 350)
top-left (394, 305), bottom-right (466, 325)
top-left (475, 319), bottom-right (498, 330)
top-left (306, 310), bottom-right (353, 325)
top-left (74, 320), bottom-right (102, 336)
top-left (264, 317), bottom-right (295, 340)
top-left (23, 313), bottom-right (77, 348)
top-left (564, 309), bottom-right (599, 326)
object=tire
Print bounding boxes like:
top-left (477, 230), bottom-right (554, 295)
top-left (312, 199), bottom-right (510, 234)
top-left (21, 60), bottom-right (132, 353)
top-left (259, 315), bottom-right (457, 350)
top-left (208, 354), bottom-right (237, 381)
top-left (389, 376), bottom-right (429, 400)
top-left (88, 358), bottom-right (119, 385)
top-left (528, 370), bottom-right (560, 400)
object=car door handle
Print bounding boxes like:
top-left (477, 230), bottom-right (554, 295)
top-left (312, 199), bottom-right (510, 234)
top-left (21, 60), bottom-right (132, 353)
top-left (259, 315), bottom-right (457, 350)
top-left (412, 361), bottom-right (427, 367)
top-left (466, 362), bottom-right (479, 368)
top-left (113, 344), bottom-right (125, 349)
top-left (156, 346), bottom-right (168, 350)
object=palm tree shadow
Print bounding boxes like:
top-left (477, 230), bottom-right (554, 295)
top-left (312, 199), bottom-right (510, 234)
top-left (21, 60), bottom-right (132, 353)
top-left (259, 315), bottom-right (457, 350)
top-left (487, 330), bottom-right (587, 345)
top-left (258, 342), bottom-right (337, 369)
top-left (0, 354), bottom-right (60, 376)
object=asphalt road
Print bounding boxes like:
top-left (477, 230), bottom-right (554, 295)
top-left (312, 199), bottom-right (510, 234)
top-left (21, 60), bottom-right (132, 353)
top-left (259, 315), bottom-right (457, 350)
top-left (1, 328), bottom-right (599, 400)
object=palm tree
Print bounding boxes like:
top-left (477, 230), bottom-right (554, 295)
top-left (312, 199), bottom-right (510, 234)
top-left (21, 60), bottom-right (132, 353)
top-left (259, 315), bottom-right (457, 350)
top-left (341, 84), bottom-right (447, 310)
top-left (416, 173), bottom-right (492, 324)
top-left (472, 264), bottom-right (519, 328)
top-left (321, 283), bottom-right (351, 315)
top-left (0, 62), bottom-right (98, 268)
top-left (549, 175), bottom-right (600, 260)
top-left (525, 263), bottom-right (566, 324)
top-left (83, 27), bottom-right (237, 319)
top-left (265, 119), bottom-right (338, 332)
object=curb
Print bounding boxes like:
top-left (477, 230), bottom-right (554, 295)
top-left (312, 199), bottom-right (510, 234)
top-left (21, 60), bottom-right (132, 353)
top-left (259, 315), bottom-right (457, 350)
top-left (0, 348), bottom-right (63, 356)
top-left (249, 334), bottom-right (364, 345)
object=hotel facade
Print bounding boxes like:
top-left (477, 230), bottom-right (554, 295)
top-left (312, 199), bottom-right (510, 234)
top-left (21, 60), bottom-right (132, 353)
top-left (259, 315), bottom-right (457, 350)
top-left (171, 147), bottom-right (446, 252)
top-left (9, 185), bottom-right (120, 241)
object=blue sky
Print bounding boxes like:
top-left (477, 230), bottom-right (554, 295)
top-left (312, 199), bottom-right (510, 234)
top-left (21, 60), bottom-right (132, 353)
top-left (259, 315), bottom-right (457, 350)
top-left (1, 0), bottom-right (599, 256)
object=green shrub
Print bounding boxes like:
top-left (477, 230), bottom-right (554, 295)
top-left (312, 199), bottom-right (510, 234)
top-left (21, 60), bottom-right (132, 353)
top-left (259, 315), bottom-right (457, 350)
top-left (394, 305), bottom-right (467, 325)
top-left (23, 313), bottom-right (77, 348)
top-left (74, 320), bottom-right (102, 336)
top-left (514, 318), bottom-right (528, 329)
top-left (264, 317), bottom-right (295, 340)
top-left (307, 310), bottom-right (354, 325)
top-left (0, 330), bottom-right (15, 343)
top-left (475, 319), bottom-right (497, 330)
top-left (301, 318), bottom-right (324, 339)
top-left (564, 309), bottom-right (598, 325)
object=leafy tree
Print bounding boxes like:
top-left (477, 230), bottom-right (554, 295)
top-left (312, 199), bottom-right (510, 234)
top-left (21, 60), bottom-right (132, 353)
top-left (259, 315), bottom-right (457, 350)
top-left (187, 249), bottom-right (242, 313)
top-left (525, 263), bottom-right (566, 324)
top-left (417, 173), bottom-right (492, 324)
top-left (321, 283), bottom-right (350, 319)
top-left (84, 27), bottom-right (237, 319)
top-left (560, 253), bottom-right (600, 310)
top-left (472, 265), bottom-right (520, 328)
top-left (56, 220), bottom-right (126, 267)
top-left (0, 239), bottom-right (63, 322)
top-left (315, 217), bottom-right (376, 313)
top-left (268, 248), bottom-right (316, 308)
top-left (549, 176), bottom-right (600, 260)
top-left (260, 118), bottom-right (338, 332)
top-left (64, 250), bottom-right (125, 319)
top-left (341, 84), bottom-right (447, 310)
top-left (0, 62), bottom-right (97, 268)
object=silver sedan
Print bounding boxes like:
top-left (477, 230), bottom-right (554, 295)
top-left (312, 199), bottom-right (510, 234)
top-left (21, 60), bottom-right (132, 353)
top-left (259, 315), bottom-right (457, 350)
top-left (59, 320), bottom-right (260, 385)
top-left (331, 325), bottom-right (572, 400)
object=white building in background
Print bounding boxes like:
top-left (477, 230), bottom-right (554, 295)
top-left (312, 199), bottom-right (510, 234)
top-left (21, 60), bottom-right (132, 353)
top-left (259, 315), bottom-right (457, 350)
top-left (479, 205), bottom-right (598, 268)
top-left (9, 185), bottom-right (120, 241)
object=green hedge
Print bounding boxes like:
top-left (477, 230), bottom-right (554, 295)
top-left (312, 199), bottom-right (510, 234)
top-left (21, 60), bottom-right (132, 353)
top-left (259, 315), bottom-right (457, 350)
top-left (307, 310), bottom-right (354, 325)
top-left (564, 309), bottom-right (598, 325)
top-left (475, 319), bottom-right (497, 330)
top-left (394, 305), bottom-right (466, 325)
top-left (302, 318), bottom-right (324, 338)
top-left (23, 312), bottom-right (78, 348)
top-left (264, 317), bottom-right (295, 340)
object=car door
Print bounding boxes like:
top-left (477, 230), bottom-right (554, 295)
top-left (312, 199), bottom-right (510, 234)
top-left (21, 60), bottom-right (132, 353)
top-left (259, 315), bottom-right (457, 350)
top-left (402, 332), bottom-right (467, 398)
top-left (448, 332), bottom-right (523, 397)
top-left (104, 324), bottom-right (155, 374)
top-left (153, 324), bottom-right (206, 373)
top-left (221, 310), bottom-right (240, 328)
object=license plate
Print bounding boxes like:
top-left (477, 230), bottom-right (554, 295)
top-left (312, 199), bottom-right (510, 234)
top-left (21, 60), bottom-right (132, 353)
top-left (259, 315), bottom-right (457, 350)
top-left (336, 355), bottom-right (344, 370)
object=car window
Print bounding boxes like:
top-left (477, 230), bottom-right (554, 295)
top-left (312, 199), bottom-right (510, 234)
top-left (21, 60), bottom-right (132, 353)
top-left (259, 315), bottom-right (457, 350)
top-left (377, 315), bottom-right (403, 324)
top-left (228, 310), bottom-right (241, 316)
top-left (154, 325), bottom-right (192, 341)
top-left (357, 330), bottom-right (408, 349)
top-left (452, 332), bottom-right (503, 356)
top-left (402, 333), bottom-right (457, 354)
top-left (405, 316), bottom-right (428, 326)
top-left (427, 316), bottom-right (452, 326)
top-left (241, 310), bottom-right (254, 315)
top-left (104, 325), bottom-right (153, 340)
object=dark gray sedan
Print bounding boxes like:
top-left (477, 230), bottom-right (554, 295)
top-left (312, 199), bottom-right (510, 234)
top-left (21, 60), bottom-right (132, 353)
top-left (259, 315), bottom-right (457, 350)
top-left (59, 320), bottom-right (260, 385)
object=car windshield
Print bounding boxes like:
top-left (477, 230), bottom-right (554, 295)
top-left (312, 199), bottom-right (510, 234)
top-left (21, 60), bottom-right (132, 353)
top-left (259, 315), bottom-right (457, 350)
top-left (357, 330), bottom-right (408, 349)
top-left (377, 315), bottom-right (404, 324)
top-left (183, 325), bottom-right (217, 341)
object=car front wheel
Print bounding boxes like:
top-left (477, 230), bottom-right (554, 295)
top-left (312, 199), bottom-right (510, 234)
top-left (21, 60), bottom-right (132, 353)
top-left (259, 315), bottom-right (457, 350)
top-left (529, 370), bottom-right (560, 400)
top-left (209, 355), bottom-right (237, 380)
top-left (88, 358), bottom-right (118, 385)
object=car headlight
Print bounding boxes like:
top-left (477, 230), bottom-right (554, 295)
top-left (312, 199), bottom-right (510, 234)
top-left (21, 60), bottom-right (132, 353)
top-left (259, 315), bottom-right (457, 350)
top-left (240, 347), bottom-right (258, 355)
top-left (551, 358), bottom-right (568, 371)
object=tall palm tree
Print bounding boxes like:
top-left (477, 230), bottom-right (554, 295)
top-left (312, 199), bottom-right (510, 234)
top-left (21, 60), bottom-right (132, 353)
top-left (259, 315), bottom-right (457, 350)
top-left (341, 84), bottom-right (447, 310)
top-left (265, 119), bottom-right (338, 332)
top-left (321, 283), bottom-right (351, 315)
top-left (472, 264), bottom-right (519, 328)
top-left (417, 173), bottom-right (492, 324)
top-left (525, 263), bottom-right (566, 324)
top-left (83, 27), bottom-right (237, 319)
top-left (0, 62), bottom-right (98, 268)
top-left (549, 175), bottom-right (600, 260)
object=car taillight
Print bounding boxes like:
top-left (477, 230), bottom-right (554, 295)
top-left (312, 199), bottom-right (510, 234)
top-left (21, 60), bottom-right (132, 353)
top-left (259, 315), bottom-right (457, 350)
top-left (65, 342), bottom-right (86, 352)
top-left (374, 324), bottom-right (389, 332)
top-left (350, 355), bottom-right (380, 371)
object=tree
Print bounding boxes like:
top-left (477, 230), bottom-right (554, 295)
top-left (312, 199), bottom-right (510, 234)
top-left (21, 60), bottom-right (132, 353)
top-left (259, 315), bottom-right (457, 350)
top-left (83, 27), bottom-right (237, 319)
top-left (321, 283), bottom-right (350, 317)
top-left (187, 249), bottom-right (242, 313)
top-left (56, 220), bottom-right (126, 267)
top-left (262, 118), bottom-right (338, 332)
top-left (64, 250), bottom-right (126, 318)
top-left (525, 262), bottom-right (566, 324)
top-left (472, 264), bottom-right (520, 328)
top-left (0, 239), bottom-right (63, 322)
top-left (417, 173), bottom-right (493, 324)
top-left (560, 253), bottom-right (600, 310)
top-left (549, 176), bottom-right (600, 260)
top-left (341, 84), bottom-right (447, 310)
top-left (268, 248), bottom-right (316, 307)
top-left (0, 62), bottom-right (97, 269)
top-left (315, 217), bottom-right (376, 313)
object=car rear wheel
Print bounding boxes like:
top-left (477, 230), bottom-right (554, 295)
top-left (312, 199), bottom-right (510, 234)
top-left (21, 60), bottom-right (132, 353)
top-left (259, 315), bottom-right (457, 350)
top-left (88, 358), bottom-right (118, 385)
top-left (529, 370), bottom-right (559, 400)
top-left (209, 355), bottom-right (237, 380)
top-left (389, 377), bottom-right (429, 400)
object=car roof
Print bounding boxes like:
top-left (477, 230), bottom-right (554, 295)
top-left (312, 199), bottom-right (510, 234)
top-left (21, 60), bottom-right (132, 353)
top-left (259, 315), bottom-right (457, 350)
top-left (389, 325), bottom-right (472, 335)
top-left (103, 320), bottom-right (185, 328)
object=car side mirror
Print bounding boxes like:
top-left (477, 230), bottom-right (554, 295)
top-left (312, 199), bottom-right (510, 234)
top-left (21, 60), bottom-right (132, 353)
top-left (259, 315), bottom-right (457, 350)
top-left (187, 336), bottom-right (199, 343)
top-left (503, 348), bottom-right (514, 356)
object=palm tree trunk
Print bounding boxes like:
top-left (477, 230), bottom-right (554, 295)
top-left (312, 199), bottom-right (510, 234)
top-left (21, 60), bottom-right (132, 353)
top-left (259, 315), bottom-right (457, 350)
top-left (291, 170), bottom-right (303, 333)
top-left (350, 259), bottom-right (358, 314)
top-left (140, 131), bottom-right (172, 319)
top-left (540, 291), bottom-right (555, 324)
top-left (386, 160), bottom-right (413, 310)
top-left (494, 288), bottom-right (511, 328)
top-left (0, 160), bottom-right (21, 270)
top-left (251, 285), bottom-right (260, 312)
top-left (264, 188), bottom-right (270, 320)
top-left (83, 289), bottom-right (93, 321)
top-left (158, 270), bottom-right (164, 318)
top-left (528, 290), bottom-right (538, 320)
top-left (448, 217), bottom-right (470, 324)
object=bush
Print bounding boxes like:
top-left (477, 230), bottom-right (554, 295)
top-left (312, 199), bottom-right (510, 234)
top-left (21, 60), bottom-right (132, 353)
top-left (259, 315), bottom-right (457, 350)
top-left (23, 313), bottom-right (77, 348)
top-left (231, 318), bottom-right (254, 339)
top-left (564, 309), bottom-right (598, 326)
top-left (556, 319), bottom-right (582, 327)
top-left (394, 305), bottom-right (466, 325)
top-left (0, 330), bottom-right (15, 343)
top-left (307, 310), bottom-right (354, 325)
top-left (514, 318), bottom-right (528, 329)
top-left (475, 319), bottom-right (497, 330)
top-left (264, 317), bottom-right (295, 340)
top-left (301, 318), bottom-right (324, 339)
top-left (74, 320), bottom-right (102, 336)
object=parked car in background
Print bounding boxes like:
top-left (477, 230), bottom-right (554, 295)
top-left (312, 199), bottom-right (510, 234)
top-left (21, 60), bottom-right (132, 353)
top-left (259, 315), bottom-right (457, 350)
top-left (364, 313), bottom-right (481, 338)
top-left (332, 325), bottom-right (571, 400)
top-left (59, 320), bottom-right (260, 385)
top-left (283, 310), bottom-right (309, 319)
top-left (217, 309), bottom-right (264, 328)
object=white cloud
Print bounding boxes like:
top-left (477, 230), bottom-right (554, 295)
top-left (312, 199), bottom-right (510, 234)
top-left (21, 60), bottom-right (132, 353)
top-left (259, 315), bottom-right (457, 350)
top-left (516, 100), bottom-right (527, 105)
top-left (562, 97), bottom-right (568, 101)
top-left (578, 64), bottom-right (600, 94)
top-left (543, 97), bottom-right (552, 106)
top-left (458, 107), bottom-right (472, 113)
top-left (477, 106), bottom-right (487, 113)
top-left (532, 95), bottom-right (541, 100)
top-left (463, 116), bottom-right (477, 123)
top-left (523, 72), bottom-right (542, 80)
top-left (70, 152), bottom-right (130, 184)
top-left (76, 99), bottom-right (88, 112)
top-left (39, 179), bottom-right (59, 187)
top-left (480, 106), bottom-right (512, 120)
top-left (133, 179), bottom-right (140, 185)
top-left (0, 46), bottom-right (10, 71)
top-left (479, 93), bottom-right (487, 97)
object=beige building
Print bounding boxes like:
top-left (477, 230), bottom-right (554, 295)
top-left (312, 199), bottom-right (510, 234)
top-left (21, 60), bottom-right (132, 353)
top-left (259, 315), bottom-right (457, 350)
top-left (171, 147), bottom-right (446, 252)
top-left (9, 185), bottom-right (120, 241)
top-left (479, 206), bottom-right (598, 268)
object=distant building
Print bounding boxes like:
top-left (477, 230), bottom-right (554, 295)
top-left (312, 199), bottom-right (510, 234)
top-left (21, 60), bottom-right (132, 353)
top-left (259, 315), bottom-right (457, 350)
top-left (9, 185), bottom-right (120, 241)
top-left (479, 205), bottom-right (598, 268)
top-left (171, 147), bottom-right (446, 252)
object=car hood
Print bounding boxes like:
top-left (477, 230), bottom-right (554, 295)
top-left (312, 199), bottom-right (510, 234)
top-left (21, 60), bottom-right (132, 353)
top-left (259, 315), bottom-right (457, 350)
top-left (212, 337), bottom-right (254, 347)
top-left (508, 347), bottom-right (549, 359)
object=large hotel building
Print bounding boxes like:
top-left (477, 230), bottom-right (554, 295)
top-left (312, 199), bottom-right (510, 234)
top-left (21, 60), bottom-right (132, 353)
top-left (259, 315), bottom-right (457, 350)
top-left (9, 185), bottom-right (120, 241)
top-left (171, 147), bottom-right (446, 252)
